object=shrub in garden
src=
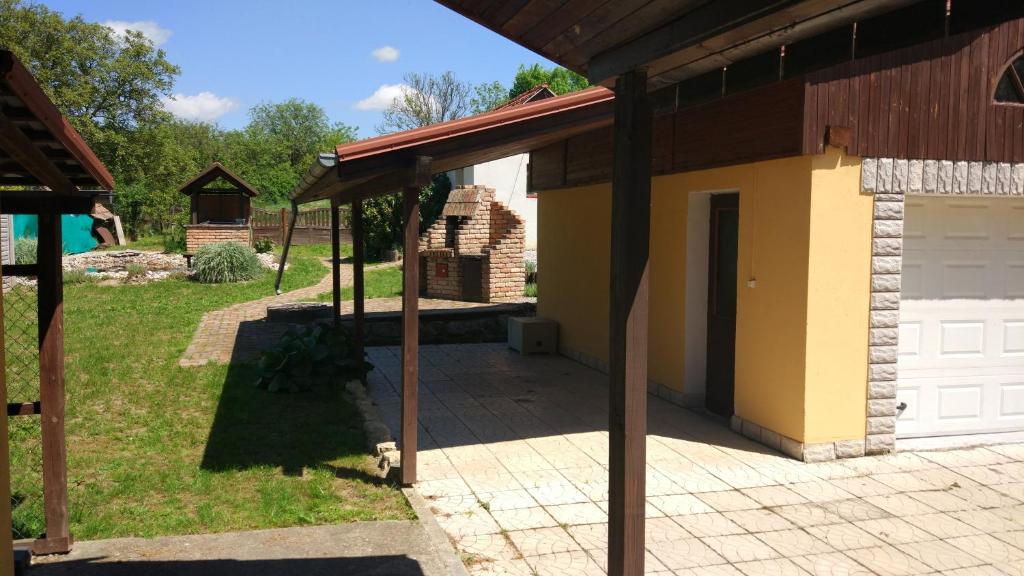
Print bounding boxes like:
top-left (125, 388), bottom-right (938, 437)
top-left (253, 237), bottom-right (274, 254)
top-left (255, 323), bottom-right (372, 393)
top-left (125, 263), bottom-right (148, 282)
top-left (192, 242), bottom-right (262, 283)
top-left (63, 269), bottom-right (95, 285)
top-left (14, 238), bottom-right (37, 265)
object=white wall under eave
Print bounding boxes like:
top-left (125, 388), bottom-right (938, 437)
top-left (448, 153), bottom-right (537, 249)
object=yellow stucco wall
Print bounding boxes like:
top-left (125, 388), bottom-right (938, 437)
top-left (537, 151), bottom-right (870, 444)
top-left (537, 184), bottom-right (611, 363)
top-left (803, 151), bottom-right (873, 443)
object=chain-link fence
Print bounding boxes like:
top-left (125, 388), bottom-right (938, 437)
top-left (3, 280), bottom-right (43, 540)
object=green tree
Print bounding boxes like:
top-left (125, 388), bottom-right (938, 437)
top-left (378, 71), bottom-right (471, 134)
top-left (227, 100), bottom-right (357, 205)
top-left (0, 0), bottom-right (180, 180)
top-left (471, 81), bottom-right (509, 113)
top-left (509, 63), bottom-right (589, 99)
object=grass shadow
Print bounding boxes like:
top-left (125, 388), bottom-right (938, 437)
top-left (199, 320), bottom-right (380, 480)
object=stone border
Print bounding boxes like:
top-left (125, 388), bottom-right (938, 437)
top-left (729, 415), bottom-right (865, 462)
top-left (860, 157), bottom-right (1024, 455)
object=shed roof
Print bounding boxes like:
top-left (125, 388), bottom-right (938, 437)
top-left (494, 84), bottom-right (556, 111)
top-left (291, 86), bottom-right (613, 204)
top-left (178, 162), bottom-right (260, 196)
top-left (0, 49), bottom-right (113, 208)
top-left (441, 187), bottom-right (482, 217)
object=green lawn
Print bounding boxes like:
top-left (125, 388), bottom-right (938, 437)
top-left (7, 243), bottom-right (411, 540)
top-left (317, 266), bottom-right (403, 303)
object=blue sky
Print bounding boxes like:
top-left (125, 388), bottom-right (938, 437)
top-left (42, 0), bottom-right (557, 137)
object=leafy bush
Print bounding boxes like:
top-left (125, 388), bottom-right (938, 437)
top-left (255, 323), bottom-right (372, 392)
top-left (14, 238), bottom-right (37, 265)
top-left (253, 237), bottom-right (274, 253)
top-left (192, 242), bottom-right (263, 283)
top-left (524, 282), bottom-right (538, 298)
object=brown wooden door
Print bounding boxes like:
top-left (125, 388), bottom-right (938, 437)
top-left (460, 255), bottom-right (483, 302)
top-left (706, 193), bottom-right (739, 418)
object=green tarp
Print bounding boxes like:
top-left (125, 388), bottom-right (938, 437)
top-left (12, 214), bottom-right (97, 254)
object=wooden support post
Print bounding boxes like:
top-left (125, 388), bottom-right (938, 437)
top-left (400, 185), bottom-right (420, 486)
top-left (607, 69), bottom-right (651, 576)
top-left (0, 257), bottom-right (16, 576)
top-left (190, 192), bottom-right (198, 225)
top-left (352, 198), bottom-right (365, 369)
top-left (400, 156), bottom-right (430, 486)
top-left (36, 207), bottom-right (71, 554)
top-left (330, 197), bottom-right (341, 325)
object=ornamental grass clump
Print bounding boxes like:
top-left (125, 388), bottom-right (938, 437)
top-left (192, 241), bottom-right (263, 284)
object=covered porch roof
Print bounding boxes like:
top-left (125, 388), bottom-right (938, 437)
top-left (0, 49), bottom-right (113, 214)
top-left (288, 86), bottom-right (613, 205)
top-left (436, 0), bottom-right (915, 89)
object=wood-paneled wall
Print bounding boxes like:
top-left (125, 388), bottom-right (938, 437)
top-left (804, 18), bottom-right (1024, 161)
top-left (530, 79), bottom-right (806, 191)
top-left (531, 18), bottom-right (1024, 192)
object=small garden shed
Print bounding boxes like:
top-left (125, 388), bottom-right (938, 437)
top-left (180, 162), bottom-right (258, 252)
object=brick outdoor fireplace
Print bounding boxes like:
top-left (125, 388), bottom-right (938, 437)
top-left (420, 185), bottom-right (525, 303)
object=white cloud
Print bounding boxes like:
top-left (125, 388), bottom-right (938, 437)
top-left (161, 92), bottom-right (239, 122)
top-left (371, 46), bottom-right (400, 62)
top-left (354, 84), bottom-right (408, 111)
top-left (103, 20), bottom-right (173, 46)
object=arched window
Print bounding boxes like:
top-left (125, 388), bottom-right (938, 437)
top-left (995, 54), bottom-right (1024, 104)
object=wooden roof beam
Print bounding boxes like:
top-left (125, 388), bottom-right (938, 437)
top-left (586, 0), bottom-right (802, 84)
top-left (0, 111), bottom-right (75, 194)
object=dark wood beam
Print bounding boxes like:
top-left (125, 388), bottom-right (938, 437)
top-left (607, 69), bottom-right (651, 576)
top-left (587, 0), bottom-right (801, 83)
top-left (36, 208), bottom-right (71, 554)
top-left (400, 156), bottom-right (430, 486)
top-left (0, 261), bottom-right (14, 576)
top-left (0, 193), bottom-right (94, 215)
top-left (0, 112), bottom-right (75, 194)
top-left (352, 198), bottom-right (365, 371)
top-left (331, 197), bottom-right (342, 325)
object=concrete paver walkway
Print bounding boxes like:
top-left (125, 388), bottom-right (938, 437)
top-left (179, 259), bottom-right (349, 367)
top-left (366, 343), bottom-right (1024, 576)
top-left (30, 522), bottom-right (459, 575)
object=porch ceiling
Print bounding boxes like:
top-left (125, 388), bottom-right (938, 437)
top-left (436, 0), bottom-right (915, 88)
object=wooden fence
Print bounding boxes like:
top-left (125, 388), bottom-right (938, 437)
top-left (252, 206), bottom-right (351, 245)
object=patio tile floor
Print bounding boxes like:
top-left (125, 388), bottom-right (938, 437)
top-left (366, 343), bottom-right (1024, 576)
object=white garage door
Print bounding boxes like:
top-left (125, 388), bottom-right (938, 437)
top-left (897, 196), bottom-right (1024, 437)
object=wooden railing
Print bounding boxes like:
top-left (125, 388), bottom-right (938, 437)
top-left (252, 206), bottom-right (351, 246)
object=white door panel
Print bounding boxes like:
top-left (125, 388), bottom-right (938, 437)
top-left (898, 197), bottom-right (1024, 437)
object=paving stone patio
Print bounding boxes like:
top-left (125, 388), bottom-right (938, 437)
top-left (366, 343), bottom-right (1024, 576)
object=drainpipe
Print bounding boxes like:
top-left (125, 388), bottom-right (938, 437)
top-left (274, 199), bottom-right (299, 295)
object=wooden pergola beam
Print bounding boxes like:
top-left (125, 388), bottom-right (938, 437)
top-left (400, 156), bottom-right (431, 486)
top-left (35, 206), bottom-right (71, 555)
top-left (352, 198), bottom-right (365, 371)
top-left (607, 69), bottom-right (651, 576)
top-left (331, 197), bottom-right (342, 324)
top-left (0, 112), bottom-right (75, 194)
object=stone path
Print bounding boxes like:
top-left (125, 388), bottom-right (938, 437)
top-left (179, 260), bottom-right (508, 367)
top-left (178, 258), bottom-right (350, 367)
top-left (366, 343), bottom-right (1024, 576)
top-left (30, 521), bottom-right (461, 575)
